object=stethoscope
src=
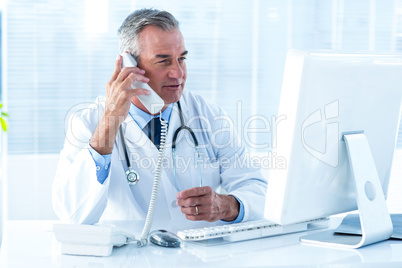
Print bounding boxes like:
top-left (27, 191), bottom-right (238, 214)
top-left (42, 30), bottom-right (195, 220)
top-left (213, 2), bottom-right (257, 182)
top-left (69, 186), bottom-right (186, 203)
top-left (119, 101), bottom-right (203, 189)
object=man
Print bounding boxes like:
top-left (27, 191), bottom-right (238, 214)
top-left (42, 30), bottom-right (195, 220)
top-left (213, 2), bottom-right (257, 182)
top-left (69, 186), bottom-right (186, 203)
top-left (52, 8), bottom-right (267, 225)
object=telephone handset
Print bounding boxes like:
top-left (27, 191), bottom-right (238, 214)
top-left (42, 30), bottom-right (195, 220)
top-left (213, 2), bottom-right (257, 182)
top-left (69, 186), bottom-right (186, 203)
top-left (120, 52), bottom-right (165, 114)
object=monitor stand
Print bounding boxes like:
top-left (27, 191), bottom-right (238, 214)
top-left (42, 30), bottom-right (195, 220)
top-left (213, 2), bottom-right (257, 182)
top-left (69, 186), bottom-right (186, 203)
top-left (300, 133), bottom-right (393, 248)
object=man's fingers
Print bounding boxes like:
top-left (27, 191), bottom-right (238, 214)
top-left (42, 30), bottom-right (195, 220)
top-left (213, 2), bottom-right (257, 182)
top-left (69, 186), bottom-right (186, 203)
top-left (180, 205), bottom-right (215, 222)
top-left (180, 205), bottom-right (201, 215)
top-left (134, 88), bottom-right (151, 96)
top-left (177, 196), bottom-right (204, 208)
top-left (128, 75), bottom-right (150, 89)
top-left (176, 186), bottom-right (212, 207)
top-left (119, 73), bottom-right (151, 96)
top-left (108, 55), bottom-right (122, 85)
top-left (176, 186), bottom-right (228, 222)
top-left (176, 186), bottom-right (212, 199)
top-left (109, 54), bottom-right (149, 90)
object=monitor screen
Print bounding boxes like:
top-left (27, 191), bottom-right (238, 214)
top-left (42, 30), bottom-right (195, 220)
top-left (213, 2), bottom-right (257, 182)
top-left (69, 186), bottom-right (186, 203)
top-left (264, 50), bottom-right (402, 226)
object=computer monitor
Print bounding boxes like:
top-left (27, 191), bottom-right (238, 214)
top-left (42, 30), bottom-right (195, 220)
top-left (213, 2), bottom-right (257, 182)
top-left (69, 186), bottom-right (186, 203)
top-left (264, 50), bottom-right (402, 248)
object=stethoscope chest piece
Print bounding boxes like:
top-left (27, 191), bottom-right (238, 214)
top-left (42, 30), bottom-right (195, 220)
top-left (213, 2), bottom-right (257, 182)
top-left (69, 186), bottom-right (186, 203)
top-left (126, 168), bottom-right (139, 185)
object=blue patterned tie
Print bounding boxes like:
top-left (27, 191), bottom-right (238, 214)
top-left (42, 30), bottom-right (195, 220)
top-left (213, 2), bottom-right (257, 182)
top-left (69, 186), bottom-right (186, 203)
top-left (147, 117), bottom-right (162, 149)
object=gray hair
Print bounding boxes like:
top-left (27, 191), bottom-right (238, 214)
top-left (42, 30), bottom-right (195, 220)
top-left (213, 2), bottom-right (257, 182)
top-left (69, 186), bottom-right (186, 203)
top-left (118, 8), bottom-right (180, 60)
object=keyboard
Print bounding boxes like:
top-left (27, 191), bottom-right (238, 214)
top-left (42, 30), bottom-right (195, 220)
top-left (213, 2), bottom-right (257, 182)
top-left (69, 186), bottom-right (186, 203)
top-left (177, 218), bottom-right (327, 242)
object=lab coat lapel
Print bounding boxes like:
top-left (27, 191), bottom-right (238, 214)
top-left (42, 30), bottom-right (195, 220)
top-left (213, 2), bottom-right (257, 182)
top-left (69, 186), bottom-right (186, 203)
top-left (119, 101), bottom-right (191, 222)
top-left (160, 100), bottom-right (194, 223)
top-left (119, 115), bottom-right (172, 220)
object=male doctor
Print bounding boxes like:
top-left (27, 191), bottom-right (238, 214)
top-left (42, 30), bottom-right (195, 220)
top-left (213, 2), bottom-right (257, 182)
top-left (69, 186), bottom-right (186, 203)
top-left (52, 8), bottom-right (268, 225)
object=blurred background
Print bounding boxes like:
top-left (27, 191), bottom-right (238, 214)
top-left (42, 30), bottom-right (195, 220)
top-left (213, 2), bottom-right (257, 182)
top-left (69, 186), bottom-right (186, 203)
top-left (1, 0), bottom-right (402, 245)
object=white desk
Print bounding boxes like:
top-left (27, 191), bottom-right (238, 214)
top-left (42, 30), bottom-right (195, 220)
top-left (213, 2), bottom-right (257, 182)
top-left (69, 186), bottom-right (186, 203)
top-left (1, 219), bottom-right (402, 267)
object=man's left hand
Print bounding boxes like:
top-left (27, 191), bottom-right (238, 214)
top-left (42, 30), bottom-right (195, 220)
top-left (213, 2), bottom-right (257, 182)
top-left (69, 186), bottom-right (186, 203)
top-left (175, 186), bottom-right (240, 222)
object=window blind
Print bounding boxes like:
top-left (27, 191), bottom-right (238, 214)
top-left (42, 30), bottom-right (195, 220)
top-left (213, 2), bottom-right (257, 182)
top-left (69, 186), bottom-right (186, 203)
top-left (4, 0), bottom-right (402, 154)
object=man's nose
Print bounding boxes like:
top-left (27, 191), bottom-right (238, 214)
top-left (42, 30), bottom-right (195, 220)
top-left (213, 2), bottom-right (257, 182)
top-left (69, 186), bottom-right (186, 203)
top-left (168, 61), bottom-right (185, 79)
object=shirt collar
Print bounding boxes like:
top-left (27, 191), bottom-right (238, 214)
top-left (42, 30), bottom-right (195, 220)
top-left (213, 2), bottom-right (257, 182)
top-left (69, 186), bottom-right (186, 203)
top-left (129, 102), bottom-right (173, 130)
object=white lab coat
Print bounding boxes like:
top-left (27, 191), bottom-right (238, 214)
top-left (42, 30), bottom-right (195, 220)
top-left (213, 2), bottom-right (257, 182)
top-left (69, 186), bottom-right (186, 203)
top-left (52, 90), bottom-right (268, 226)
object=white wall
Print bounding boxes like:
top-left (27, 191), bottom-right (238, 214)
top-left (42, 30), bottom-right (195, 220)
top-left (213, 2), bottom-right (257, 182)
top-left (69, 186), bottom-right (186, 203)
top-left (5, 154), bottom-right (59, 220)
top-left (386, 150), bottom-right (402, 213)
top-left (0, 132), bottom-right (5, 246)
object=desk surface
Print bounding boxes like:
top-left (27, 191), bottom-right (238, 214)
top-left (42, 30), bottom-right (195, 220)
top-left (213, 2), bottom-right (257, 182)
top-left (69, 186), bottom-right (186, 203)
top-left (1, 219), bottom-right (402, 268)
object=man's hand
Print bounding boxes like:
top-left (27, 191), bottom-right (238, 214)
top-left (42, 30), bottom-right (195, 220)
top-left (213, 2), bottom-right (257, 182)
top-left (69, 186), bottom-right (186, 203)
top-left (90, 55), bottom-right (151, 155)
top-left (176, 186), bottom-right (240, 222)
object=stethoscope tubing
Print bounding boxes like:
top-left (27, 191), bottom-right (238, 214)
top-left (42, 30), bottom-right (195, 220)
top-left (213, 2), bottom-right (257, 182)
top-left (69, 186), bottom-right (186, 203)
top-left (120, 101), bottom-right (202, 188)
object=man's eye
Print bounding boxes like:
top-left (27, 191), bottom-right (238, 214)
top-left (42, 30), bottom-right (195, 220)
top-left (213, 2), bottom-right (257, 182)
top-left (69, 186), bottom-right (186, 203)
top-left (179, 57), bottom-right (187, 61)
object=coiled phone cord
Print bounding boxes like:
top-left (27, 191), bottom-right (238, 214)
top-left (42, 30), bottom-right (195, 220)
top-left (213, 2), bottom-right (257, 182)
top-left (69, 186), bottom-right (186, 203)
top-left (138, 113), bottom-right (168, 247)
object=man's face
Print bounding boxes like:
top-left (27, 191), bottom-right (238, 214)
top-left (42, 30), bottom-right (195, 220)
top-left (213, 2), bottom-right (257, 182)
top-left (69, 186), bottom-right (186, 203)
top-left (135, 25), bottom-right (187, 107)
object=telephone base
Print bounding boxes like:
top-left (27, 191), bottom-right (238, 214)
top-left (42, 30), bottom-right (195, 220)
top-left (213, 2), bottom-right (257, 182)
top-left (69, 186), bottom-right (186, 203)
top-left (60, 242), bottom-right (114, 257)
top-left (52, 223), bottom-right (135, 257)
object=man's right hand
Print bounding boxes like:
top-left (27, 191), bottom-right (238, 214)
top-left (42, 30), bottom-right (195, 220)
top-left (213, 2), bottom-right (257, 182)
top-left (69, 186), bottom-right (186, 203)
top-left (89, 54), bottom-right (151, 155)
